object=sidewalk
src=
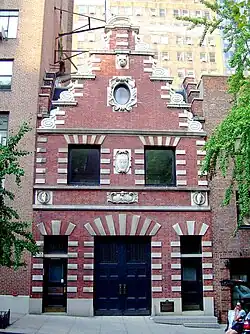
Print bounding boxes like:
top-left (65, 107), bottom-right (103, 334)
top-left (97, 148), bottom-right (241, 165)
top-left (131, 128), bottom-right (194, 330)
top-left (0, 313), bottom-right (225, 334)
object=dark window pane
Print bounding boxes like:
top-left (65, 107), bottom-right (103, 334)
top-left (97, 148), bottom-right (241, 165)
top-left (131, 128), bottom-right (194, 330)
top-left (44, 236), bottom-right (68, 254)
top-left (145, 148), bottom-right (176, 186)
top-left (180, 236), bottom-right (202, 254)
top-left (114, 84), bottom-right (130, 105)
top-left (68, 145), bottom-right (100, 185)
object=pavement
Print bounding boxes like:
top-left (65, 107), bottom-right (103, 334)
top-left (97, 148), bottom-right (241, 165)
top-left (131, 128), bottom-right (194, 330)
top-left (0, 313), bottom-right (226, 334)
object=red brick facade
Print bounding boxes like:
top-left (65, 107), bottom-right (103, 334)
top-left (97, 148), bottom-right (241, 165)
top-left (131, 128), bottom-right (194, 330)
top-left (31, 17), bottom-right (215, 316)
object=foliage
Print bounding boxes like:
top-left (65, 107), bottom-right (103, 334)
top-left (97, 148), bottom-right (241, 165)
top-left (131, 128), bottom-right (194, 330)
top-left (0, 123), bottom-right (38, 268)
top-left (177, 0), bottom-right (250, 232)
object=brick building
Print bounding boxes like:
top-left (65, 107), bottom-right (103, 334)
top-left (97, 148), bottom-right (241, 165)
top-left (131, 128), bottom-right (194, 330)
top-left (32, 16), bottom-right (215, 317)
top-left (0, 0), bottom-right (73, 313)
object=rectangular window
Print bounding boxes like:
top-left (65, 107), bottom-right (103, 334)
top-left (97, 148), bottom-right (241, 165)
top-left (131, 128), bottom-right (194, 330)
top-left (173, 9), bottom-right (180, 17)
top-left (182, 9), bottom-right (189, 17)
top-left (44, 236), bottom-right (68, 254)
top-left (185, 36), bottom-right (193, 45)
top-left (177, 69), bottom-right (185, 78)
top-left (68, 145), bottom-right (100, 185)
top-left (209, 52), bottom-right (216, 63)
top-left (159, 8), bottom-right (166, 17)
top-left (208, 37), bottom-right (215, 46)
top-left (0, 60), bottom-right (13, 90)
top-left (195, 10), bottom-right (202, 18)
top-left (150, 8), bottom-right (157, 16)
top-left (177, 52), bottom-right (185, 61)
top-left (186, 52), bottom-right (193, 61)
top-left (145, 148), bottom-right (176, 186)
top-left (0, 10), bottom-right (19, 38)
top-left (134, 7), bottom-right (142, 16)
top-left (200, 52), bottom-right (207, 62)
top-left (162, 52), bottom-right (170, 60)
top-left (180, 236), bottom-right (202, 254)
top-left (203, 11), bottom-right (210, 19)
top-left (0, 114), bottom-right (8, 145)
top-left (176, 36), bottom-right (183, 45)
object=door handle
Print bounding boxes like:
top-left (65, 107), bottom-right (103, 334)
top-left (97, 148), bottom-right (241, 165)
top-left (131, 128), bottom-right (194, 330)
top-left (123, 284), bottom-right (127, 295)
top-left (119, 284), bottom-right (122, 295)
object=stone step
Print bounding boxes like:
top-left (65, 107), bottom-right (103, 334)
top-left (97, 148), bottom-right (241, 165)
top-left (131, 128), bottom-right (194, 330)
top-left (153, 315), bottom-right (218, 326)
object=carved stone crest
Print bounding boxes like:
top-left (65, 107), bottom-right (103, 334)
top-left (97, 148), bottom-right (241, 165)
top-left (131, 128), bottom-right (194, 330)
top-left (107, 77), bottom-right (137, 112)
top-left (36, 190), bottom-right (53, 205)
top-left (114, 149), bottom-right (131, 174)
top-left (107, 191), bottom-right (138, 204)
top-left (116, 54), bottom-right (129, 69)
top-left (40, 108), bottom-right (57, 129)
top-left (191, 192), bottom-right (207, 206)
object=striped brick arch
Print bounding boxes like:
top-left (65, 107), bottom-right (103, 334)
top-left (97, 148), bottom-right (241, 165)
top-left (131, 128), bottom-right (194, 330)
top-left (84, 213), bottom-right (161, 236)
top-left (172, 220), bottom-right (209, 236)
top-left (36, 220), bottom-right (76, 236)
top-left (64, 134), bottom-right (106, 145)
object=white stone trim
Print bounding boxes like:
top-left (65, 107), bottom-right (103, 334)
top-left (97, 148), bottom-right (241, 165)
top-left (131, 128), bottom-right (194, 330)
top-left (68, 252), bottom-right (78, 258)
top-left (135, 179), bottom-right (145, 185)
top-left (58, 158), bottom-right (68, 163)
top-left (36, 147), bottom-right (47, 153)
top-left (186, 220), bottom-right (195, 235)
top-left (202, 241), bottom-right (212, 247)
top-left (135, 169), bottom-right (145, 175)
top-left (134, 149), bottom-right (144, 154)
top-left (33, 264), bottom-right (43, 269)
top-left (84, 241), bottom-right (94, 247)
top-left (176, 150), bottom-right (186, 155)
top-left (67, 287), bottom-right (77, 293)
top-left (152, 263), bottom-right (162, 269)
top-left (83, 287), bottom-right (93, 293)
top-left (171, 263), bottom-right (181, 269)
top-left (32, 287), bottom-right (43, 293)
top-left (57, 179), bottom-right (67, 184)
top-left (68, 241), bottom-right (78, 247)
top-left (100, 168), bottom-right (110, 174)
top-left (101, 158), bottom-right (111, 164)
top-left (171, 286), bottom-right (181, 292)
top-left (36, 241), bottom-right (44, 246)
top-left (84, 253), bottom-right (94, 258)
top-left (68, 275), bottom-right (77, 281)
top-left (202, 263), bottom-right (213, 269)
top-left (197, 150), bottom-right (206, 156)
top-left (36, 168), bottom-right (46, 174)
top-left (32, 275), bottom-right (43, 281)
top-left (151, 252), bottom-right (162, 258)
top-left (37, 137), bottom-right (48, 143)
top-left (176, 170), bottom-right (186, 176)
top-left (100, 179), bottom-right (110, 185)
top-left (203, 274), bottom-right (213, 280)
top-left (171, 252), bottom-right (181, 258)
top-left (152, 287), bottom-right (162, 292)
top-left (83, 275), bottom-right (94, 281)
top-left (171, 275), bottom-right (181, 281)
top-left (58, 148), bottom-right (68, 153)
top-left (196, 140), bottom-right (206, 146)
top-left (203, 286), bottom-right (213, 291)
top-left (58, 168), bottom-right (67, 174)
top-left (170, 241), bottom-right (180, 247)
top-left (68, 264), bottom-right (78, 270)
top-left (135, 159), bottom-right (144, 164)
top-left (202, 252), bottom-right (213, 258)
top-left (151, 241), bottom-right (162, 247)
top-left (152, 275), bottom-right (162, 281)
top-left (84, 264), bottom-right (94, 270)
top-left (35, 179), bottom-right (46, 184)
top-left (198, 180), bottom-right (208, 186)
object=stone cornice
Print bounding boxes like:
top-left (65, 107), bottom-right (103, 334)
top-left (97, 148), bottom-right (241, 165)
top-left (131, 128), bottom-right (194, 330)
top-left (36, 128), bottom-right (207, 137)
top-left (33, 204), bottom-right (210, 211)
top-left (33, 185), bottom-right (209, 192)
top-left (88, 50), bottom-right (156, 56)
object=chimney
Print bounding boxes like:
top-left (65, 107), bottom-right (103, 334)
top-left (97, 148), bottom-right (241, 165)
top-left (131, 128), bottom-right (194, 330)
top-left (104, 16), bottom-right (139, 51)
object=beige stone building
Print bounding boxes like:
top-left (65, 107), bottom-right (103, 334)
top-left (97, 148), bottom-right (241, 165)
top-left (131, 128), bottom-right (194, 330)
top-left (0, 0), bottom-right (73, 313)
top-left (73, 0), bottom-right (225, 86)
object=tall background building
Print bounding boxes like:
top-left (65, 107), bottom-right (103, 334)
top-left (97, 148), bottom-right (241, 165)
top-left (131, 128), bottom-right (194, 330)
top-left (0, 0), bottom-right (73, 312)
top-left (73, 0), bottom-right (225, 86)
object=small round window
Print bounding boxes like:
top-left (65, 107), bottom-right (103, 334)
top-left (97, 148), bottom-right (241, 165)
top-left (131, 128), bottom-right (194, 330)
top-left (114, 84), bottom-right (130, 105)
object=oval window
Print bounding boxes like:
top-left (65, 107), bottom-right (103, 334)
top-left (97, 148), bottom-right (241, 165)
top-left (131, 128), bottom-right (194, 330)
top-left (114, 84), bottom-right (130, 105)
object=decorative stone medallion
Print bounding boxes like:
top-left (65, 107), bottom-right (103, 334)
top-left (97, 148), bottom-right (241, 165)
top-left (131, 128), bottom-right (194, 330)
top-left (113, 149), bottom-right (131, 174)
top-left (191, 192), bottom-right (208, 206)
top-left (169, 88), bottom-right (185, 104)
top-left (36, 190), bottom-right (53, 205)
top-left (116, 54), bottom-right (129, 69)
top-left (107, 191), bottom-right (138, 204)
top-left (108, 76), bottom-right (137, 112)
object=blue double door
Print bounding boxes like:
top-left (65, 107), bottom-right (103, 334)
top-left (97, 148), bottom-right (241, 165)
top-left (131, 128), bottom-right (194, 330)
top-left (94, 236), bottom-right (151, 315)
